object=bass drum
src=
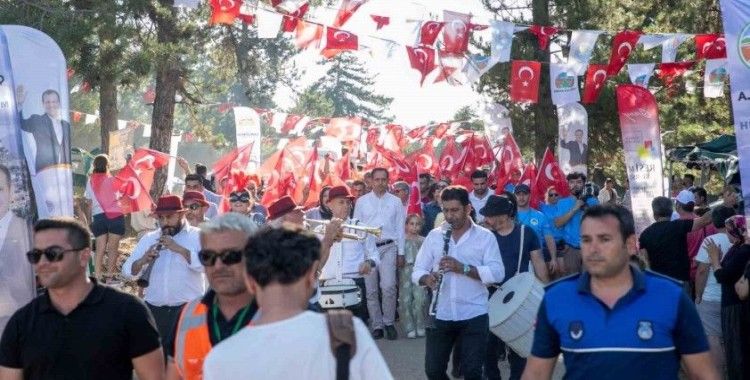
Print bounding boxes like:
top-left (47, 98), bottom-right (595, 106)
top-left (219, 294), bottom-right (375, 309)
top-left (319, 278), bottom-right (361, 310)
top-left (488, 272), bottom-right (545, 358)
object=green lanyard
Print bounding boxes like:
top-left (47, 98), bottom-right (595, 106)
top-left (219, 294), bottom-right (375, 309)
top-left (211, 300), bottom-right (251, 342)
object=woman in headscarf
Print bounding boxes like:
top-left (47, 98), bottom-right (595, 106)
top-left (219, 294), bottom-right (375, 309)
top-left (304, 186), bottom-right (333, 221)
top-left (706, 215), bottom-right (750, 379)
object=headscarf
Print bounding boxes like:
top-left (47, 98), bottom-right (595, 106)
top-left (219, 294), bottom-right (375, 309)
top-left (725, 215), bottom-right (747, 243)
top-left (318, 186), bottom-right (333, 220)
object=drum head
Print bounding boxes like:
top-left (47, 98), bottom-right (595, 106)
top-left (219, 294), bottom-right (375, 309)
top-left (489, 272), bottom-right (537, 326)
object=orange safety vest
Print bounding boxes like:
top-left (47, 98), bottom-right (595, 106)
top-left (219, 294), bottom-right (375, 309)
top-left (174, 299), bottom-right (212, 380)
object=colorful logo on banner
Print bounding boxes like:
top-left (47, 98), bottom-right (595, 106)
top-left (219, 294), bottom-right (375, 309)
top-left (709, 67), bottom-right (728, 83)
top-left (739, 24), bottom-right (750, 67)
top-left (555, 72), bottom-right (576, 89)
top-left (634, 74), bottom-right (650, 86)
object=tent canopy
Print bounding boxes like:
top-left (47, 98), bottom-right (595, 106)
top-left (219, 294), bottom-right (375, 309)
top-left (666, 134), bottom-right (738, 183)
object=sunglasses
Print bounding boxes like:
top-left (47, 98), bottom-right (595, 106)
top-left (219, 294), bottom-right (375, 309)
top-left (229, 193), bottom-right (250, 203)
top-left (26, 246), bottom-right (84, 264)
top-left (198, 249), bottom-right (243, 267)
top-left (186, 203), bottom-right (203, 211)
top-left (547, 193), bottom-right (559, 198)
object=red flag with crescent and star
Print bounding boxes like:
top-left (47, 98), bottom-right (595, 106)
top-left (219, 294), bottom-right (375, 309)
top-left (281, 2), bottom-right (309, 32)
top-left (322, 27), bottom-right (359, 58)
top-left (406, 46), bottom-right (437, 86)
top-left (375, 146), bottom-right (418, 183)
top-left (442, 10), bottom-right (472, 55)
top-left (582, 64), bottom-right (609, 104)
top-left (420, 21), bottom-right (445, 46)
top-left (437, 136), bottom-right (463, 179)
top-left (606, 30), bottom-right (641, 76)
top-left (370, 15), bottom-right (389, 30)
top-left (657, 62), bottom-right (695, 93)
top-left (695, 34), bottom-right (727, 60)
top-left (510, 60), bottom-right (541, 103)
top-left (528, 25), bottom-right (558, 51)
top-left (406, 136), bottom-right (438, 175)
top-left (534, 147), bottom-right (571, 203)
top-left (333, 0), bottom-right (369, 27)
top-left (112, 148), bottom-right (170, 213)
top-left (209, 0), bottom-right (242, 25)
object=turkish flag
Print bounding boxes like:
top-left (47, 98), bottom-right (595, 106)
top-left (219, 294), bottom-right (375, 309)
top-left (420, 21), bottom-right (444, 46)
top-left (437, 136), bottom-right (463, 179)
top-left (695, 34), bottom-right (727, 60)
top-left (407, 136), bottom-right (438, 175)
top-left (323, 27), bottom-right (359, 58)
top-left (534, 147), bottom-right (571, 202)
top-left (433, 122), bottom-right (450, 138)
top-left (382, 124), bottom-right (406, 151)
top-left (212, 143), bottom-right (254, 192)
top-left (462, 133), bottom-right (494, 167)
top-left (497, 134), bottom-right (523, 177)
top-left (528, 25), bottom-right (558, 51)
top-left (442, 10), bottom-right (472, 55)
top-left (292, 146), bottom-right (323, 207)
top-left (113, 148), bottom-right (170, 213)
top-left (657, 62), bottom-right (695, 89)
top-left (260, 148), bottom-right (298, 208)
top-left (376, 146), bottom-right (417, 183)
top-left (333, 0), bottom-right (369, 27)
top-left (295, 20), bottom-right (323, 49)
top-left (407, 125), bottom-right (429, 140)
top-left (237, 2), bottom-right (255, 24)
top-left (582, 64), bottom-right (609, 104)
top-left (325, 117), bottom-right (363, 141)
top-left (371, 15), bottom-right (389, 30)
top-left (406, 46), bottom-right (437, 86)
top-left (606, 30), bottom-right (641, 76)
top-left (510, 60), bottom-right (541, 103)
top-left (281, 2), bottom-right (309, 32)
top-left (365, 127), bottom-right (380, 147)
top-left (406, 179), bottom-right (422, 216)
top-left (336, 152), bottom-right (352, 180)
top-left (209, 0), bottom-right (242, 25)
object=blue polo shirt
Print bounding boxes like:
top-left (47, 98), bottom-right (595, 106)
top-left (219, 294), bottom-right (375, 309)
top-left (517, 208), bottom-right (552, 260)
top-left (539, 202), bottom-right (564, 242)
top-left (531, 266), bottom-right (709, 380)
top-left (555, 195), bottom-right (598, 248)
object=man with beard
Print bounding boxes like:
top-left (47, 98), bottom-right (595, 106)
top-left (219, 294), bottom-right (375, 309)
top-left (523, 205), bottom-right (717, 380)
top-left (413, 186), bottom-right (504, 380)
top-left (166, 213), bottom-right (260, 380)
top-left (183, 191), bottom-right (210, 227)
top-left (0, 218), bottom-right (163, 380)
top-left (124, 195), bottom-right (205, 350)
top-left (469, 170), bottom-right (491, 224)
top-left (552, 173), bottom-right (599, 274)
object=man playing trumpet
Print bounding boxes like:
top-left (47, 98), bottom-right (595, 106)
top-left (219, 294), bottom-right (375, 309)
top-left (123, 195), bottom-right (205, 352)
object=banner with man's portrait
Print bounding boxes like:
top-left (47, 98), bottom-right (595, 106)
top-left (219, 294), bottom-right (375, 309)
top-left (0, 25), bottom-right (72, 335)
top-left (556, 102), bottom-right (589, 176)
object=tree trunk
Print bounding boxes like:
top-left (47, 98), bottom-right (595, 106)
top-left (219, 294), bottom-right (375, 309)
top-left (99, 79), bottom-right (118, 153)
top-left (531, 0), bottom-right (555, 161)
top-left (148, 0), bottom-right (180, 198)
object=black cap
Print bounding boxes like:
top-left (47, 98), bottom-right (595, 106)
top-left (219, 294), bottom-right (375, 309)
top-left (479, 195), bottom-right (515, 217)
top-left (514, 184), bottom-right (531, 194)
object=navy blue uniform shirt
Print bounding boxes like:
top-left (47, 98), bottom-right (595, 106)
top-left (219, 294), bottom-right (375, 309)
top-left (531, 265), bottom-right (708, 380)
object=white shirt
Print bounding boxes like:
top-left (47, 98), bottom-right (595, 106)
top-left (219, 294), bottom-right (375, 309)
top-left (84, 180), bottom-right (104, 215)
top-left (469, 191), bottom-right (491, 223)
top-left (203, 311), bottom-right (393, 380)
top-left (123, 223), bottom-right (205, 306)
top-left (695, 232), bottom-right (731, 303)
top-left (412, 222), bottom-right (505, 321)
top-left (320, 219), bottom-right (380, 280)
top-left (354, 191), bottom-right (406, 255)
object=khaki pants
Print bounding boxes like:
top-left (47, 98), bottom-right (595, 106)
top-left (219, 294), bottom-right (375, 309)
top-left (365, 241), bottom-right (398, 329)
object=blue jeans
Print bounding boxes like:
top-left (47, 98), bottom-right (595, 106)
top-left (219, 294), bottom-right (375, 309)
top-left (425, 314), bottom-right (488, 380)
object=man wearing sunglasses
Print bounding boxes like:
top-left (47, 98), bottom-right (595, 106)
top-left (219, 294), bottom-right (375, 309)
top-left (0, 218), bottom-right (163, 380)
top-left (183, 191), bottom-right (210, 227)
top-left (166, 213), bottom-right (259, 380)
top-left (123, 195), bottom-right (205, 354)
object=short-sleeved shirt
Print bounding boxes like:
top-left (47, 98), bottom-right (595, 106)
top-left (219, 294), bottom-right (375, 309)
top-left (0, 282), bottom-right (161, 380)
top-left (531, 267), bottom-right (709, 380)
top-left (694, 233), bottom-right (731, 303)
top-left (639, 219), bottom-right (694, 281)
top-left (539, 202), bottom-right (564, 241)
top-left (517, 208), bottom-right (552, 251)
top-left (556, 195), bottom-right (599, 248)
top-left (493, 224), bottom-right (540, 286)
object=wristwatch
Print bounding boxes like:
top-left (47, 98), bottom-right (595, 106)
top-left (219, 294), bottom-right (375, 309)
top-left (365, 259), bottom-right (376, 268)
top-left (463, 264), bottom-right (470, 275)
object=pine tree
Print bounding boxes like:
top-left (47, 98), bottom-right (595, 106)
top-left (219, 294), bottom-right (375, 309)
top-left (309, 53), bottom-right (394, 124)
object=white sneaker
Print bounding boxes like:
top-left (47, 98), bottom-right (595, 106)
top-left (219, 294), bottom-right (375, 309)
top-left (406, 331), bottom-right (417, 339)
top-left (416, 329), bottom-right (426, 337)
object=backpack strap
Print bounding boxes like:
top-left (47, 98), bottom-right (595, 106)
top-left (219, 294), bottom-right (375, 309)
top-left (326, 309), bottom-right (357, 380)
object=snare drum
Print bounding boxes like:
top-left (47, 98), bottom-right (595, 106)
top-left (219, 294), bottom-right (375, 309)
top-left (319, 278), bottom-right (362, 309)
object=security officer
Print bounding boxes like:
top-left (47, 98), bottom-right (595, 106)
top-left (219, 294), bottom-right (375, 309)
top-left (522, 205), bottom-right (719, 380)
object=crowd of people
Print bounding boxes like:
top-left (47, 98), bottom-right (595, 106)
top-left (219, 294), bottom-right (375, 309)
top-left (0, 154), bottom-right (749, 380)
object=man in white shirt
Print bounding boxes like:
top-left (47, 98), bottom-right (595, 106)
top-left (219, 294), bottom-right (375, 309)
top-left (203, 227), bottom-right (393, 380)
top-left (468, 170), bottom-right (491, 224)
top-left (412, 186), bottom-right (505, 380)
top-left (318, 186), bottom-right (379, 321)
top-left (354, 168), bottom-right (406, 340)
top-left (123, 195), bottom-right (205, 351)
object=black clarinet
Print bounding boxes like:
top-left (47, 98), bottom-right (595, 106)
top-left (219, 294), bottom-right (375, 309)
top-left (428, 227), bottom-right (453, 316)
top-left (136, 242), bottom-right (161, 288)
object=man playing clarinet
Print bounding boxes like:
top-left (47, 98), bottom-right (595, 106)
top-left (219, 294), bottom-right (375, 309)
top-left (412, 186), bottom-right (505, 380)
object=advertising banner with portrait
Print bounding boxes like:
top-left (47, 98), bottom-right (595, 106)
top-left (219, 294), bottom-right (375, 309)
top-left (556, 102), bottom-right (589, 176)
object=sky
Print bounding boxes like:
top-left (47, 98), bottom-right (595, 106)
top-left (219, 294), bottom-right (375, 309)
top-left (273, 0), bottom-right (500, 126)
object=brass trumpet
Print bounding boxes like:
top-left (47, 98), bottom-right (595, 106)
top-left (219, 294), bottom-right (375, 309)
top-left (304, 218), bottom-right (382, 240)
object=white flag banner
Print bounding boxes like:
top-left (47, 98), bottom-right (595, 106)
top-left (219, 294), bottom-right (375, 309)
top-left (490, 20), bottom-right (514, 64)
top-left (234, 107), bottom-right (262, 170)
top-left (627, 63), bottom-right (656, 87)
top-left (166, 133), bottom-right (181, 191)
top-left (360, 37), bottom-right (398, 60)
top-left (661, 34), bottom-right (691, 63)
top-left (481, 102), bottom-right (512, 146)
top-left (256, 8), bottom-right (283, 38)
top-left (568, 30), bottom-right (603, 75)
top-left (638, 34), bottom-right (670, 50)
top-left (704, 58), bottom-right (728, 98)
top-left (557, 102), bottom-right (589, 176)
top-left (174, 0), bottom-right (200, 8)
top-left (463, 54), bottom-right (494, 83)
top-left (550, 62), bottom-right (580, 105)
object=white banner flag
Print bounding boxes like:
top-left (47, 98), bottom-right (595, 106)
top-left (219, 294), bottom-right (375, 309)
top-left (463, 54), bottom-right (494, 83)
top-left (661, 34), bottom-right (691, 63)
top-left (256, 8), bottom-right (283, 38)
top-left (233, 107), bottom-right (262, 170)
top-left (568, 30), bottom-right (602, 75)
top-left (638, 34), bottom-right (670, 50)
top-left (550, 63), bottom-right (580, 105)
top-left (480, 101), bottom-right (512, 146)
top-left (557, 102), bottom-right (588, 175)
top-left (719, 0), bottom-right (750, 226)
top-left (490, 20), bottom-right (514, 64)
top-left (704, 58), bottom-right (728, 98)
top-left (627, 63), bottom-right (656, 88)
